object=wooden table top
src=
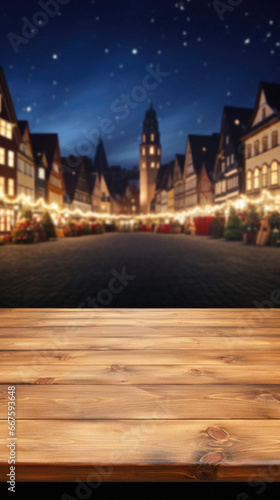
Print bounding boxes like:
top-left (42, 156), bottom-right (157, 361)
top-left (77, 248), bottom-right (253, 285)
top-left (0, 308), bottom-right (280, 482)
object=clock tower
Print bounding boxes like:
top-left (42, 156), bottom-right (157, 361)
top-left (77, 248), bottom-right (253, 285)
top-left (140, 103), bottom-right (161, 214)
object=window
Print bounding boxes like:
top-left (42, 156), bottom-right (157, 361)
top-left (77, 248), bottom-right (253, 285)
top-left (24, 163), bottom-right (28, 175)
top-left (0, 147), bottom-right (5, 165)
top-left (226, 157), bottom-right (230, 167)
top-left (157, 148), bottom-right (161, 155)
top-left (231, 154), bottom-right (234, 164)
top-left (246, 144), bottom-right (252, 158)
top-left (6, 123), bottom-right (12, 139)
top-left (254, 168), bottom-right (260, 189)
top-left (272, 131), bottom-right (278, 148)
top-left (142, 162), bottom-right (146, 169)
top-left (151, 162), bottom-right (155, 168)
top-left (0, 177), bottom-right (4, 194)
top-left (262, 108), bottom-right (266, 121)
top-left (221, 162), bottom-right (225, 172)
top-left (142, 147), bottom-right (146, 155)
top-left (8, 179), bottom-right (14, 196)
top-left (8, 151), bottom-right (14, 167)
top-left (254, 141), bottom-right (259, 155)
top-left (157, 162), bottom-right (160, 168)
top-left (222, 179), bottom-right (226, 192)
top-left (262, 164), bottom-right (268, 187)
top-left (142, 134), bottom-right (146, 143)
top-left (262, 136), bottom-right (268, 152)
top-left (271, 161), bottom-right (278, 185)
top-left (151, 133), bottom-right (155, 142)
top-left (0, 120), bottom-right (5, 136)
top-left (226, 136), bottom-right (229, 144)
top-left (247, 170), bottom-right (252, 191)
top-left (38, 167), bottom-right (45, 179)
top-left (149, 146), bottom-right (155, 155)
top-left (29, 165), bottom-right (34, 177)
top-left (53, 163), bottom-right (59, 173)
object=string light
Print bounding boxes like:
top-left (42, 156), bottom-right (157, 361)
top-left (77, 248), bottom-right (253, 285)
top-left (0, 190), bottom-right (280, 223)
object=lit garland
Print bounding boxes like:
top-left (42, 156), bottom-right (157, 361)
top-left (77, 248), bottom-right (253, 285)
top-left (1, 190), bottom-right (280, 222)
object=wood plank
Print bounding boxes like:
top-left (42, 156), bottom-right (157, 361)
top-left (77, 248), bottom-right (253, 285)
top-left (1, 317), bottom-right (280, 327)
top-left (0, 364), bottom-right (279, 385)
top-left (1, 335), bottom-right (280, 350)
top-left (1, 385), bottom-right (280, 420)
top-left (2, 326), bottom-right (280, 337)
top-left (1, 420), bottom-right (280, 481)
top-left (0, 348), bottom-right (279, 364)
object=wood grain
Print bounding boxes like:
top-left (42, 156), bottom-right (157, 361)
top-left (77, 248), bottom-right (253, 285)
top-left (0, 308), bottom-right (280, 482)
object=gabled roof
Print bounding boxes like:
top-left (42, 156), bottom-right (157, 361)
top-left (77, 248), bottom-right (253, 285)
top-left (62, 157), bottom-right (90, 203)
top-left (175, 154), bottom-right (185, 175)
top-left (218, 106), bottom-right (253, 158)
top-left (244, 81), bottom-right (280, 134)
top-left (189, 133), bottom-right (220, 178)
top-left (156, 161), bottom-right (173, 191)
top-left (29, 133), bottom-right (60, 179)
top-left (0, 66), bottom-right (21, 143)
top-left (94, 137), bottom-right (109, 173)
top-left (18, 120), bottom-right (28, 137)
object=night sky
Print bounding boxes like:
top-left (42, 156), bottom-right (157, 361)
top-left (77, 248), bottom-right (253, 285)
top-left (1, 0), bottom-right (280, 168)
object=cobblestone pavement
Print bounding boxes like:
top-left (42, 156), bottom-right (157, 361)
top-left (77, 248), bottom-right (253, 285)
top-left (1, 233), bottom-right (280, 308)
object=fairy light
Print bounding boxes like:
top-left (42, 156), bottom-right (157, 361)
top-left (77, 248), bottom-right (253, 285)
top-left (0, 190), bottom-right (280, 222)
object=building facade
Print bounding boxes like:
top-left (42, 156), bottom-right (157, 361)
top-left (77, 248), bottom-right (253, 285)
top-left (213, 106), bottom-right (253, 204)
top-left (31, 134), bottom-right (65, 207)
top-left (243, 82), bottom-right (280, 199)
top-left (173, 154), bottom-right (185, 212)
top-left (0, 67), bottom-right (20, 233)
top-left (17, 121), bottom-right (35, 202)
top-left (62, 157), bottom-right (91, 212)
top-left (140, 103), bottom-right (161, 214)
top-left (30, 134), bottom-right (48, 201)
top-left (183, 134), bottom-right (219, 209)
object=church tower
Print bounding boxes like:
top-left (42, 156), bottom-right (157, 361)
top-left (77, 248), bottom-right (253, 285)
top-left (140, 103), bottom-right (161, 214)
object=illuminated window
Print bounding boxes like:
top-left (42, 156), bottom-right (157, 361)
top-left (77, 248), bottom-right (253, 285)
top-left (38, 167), bottom-right (45, 180)
top-left (142, 162), bottom-right (146, 169)
top-left (157, 162), bottom-right (160, 168)
top-left (0, 177), bottom-right (4, 194)
top-left (142, 147), bottom-right (146, 155)
top-left (246, 144), bottom-right (252, 158)
top-left (247, 170), bottom-right (252, 191)
top-left (151, 133), bottom-right (155, 142)
top-left (150, 146), bottom-right (155, 155)
top-left (262, 136), bottom-right (268, 152)
top-left (271, 161), bottom-right (278, 185)
top-left (272, 131), bottom-right (278, 148)
top-left (53, 163), bottom-right (59, 173)
top-left (8, 151), bottom-right (14, 167)
top-left (235, 119), bottom-right (240, 125)
top-left (231, 154), bottom-right (234, 164)
top-left (254, 141), bottom-right (259, 155)
top-left (8, 179), bottom-right (14, 196)
top-left (6, 123), bottom-right (12, 139)
top-left (222, 179), bottom-right (226, 192)
top-left (221, 162), bottom-right (225, 172)
top-left (151, 162), bottom-right (155, 168)
top-left (0, 147), bottom-right (5, 165)
top-left (254, 168), bottom-right (260, 189)
top-left (262, 164), bottom-right (268, 187)
top-left (226, 136), bottom-right (229, 144)
top-left (142, 134), bottom-right (146, 143)
top-left (157, 148), bottom-right (160, 155)
top-left (0, 120), bottom-right (5, 136)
